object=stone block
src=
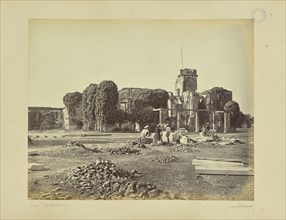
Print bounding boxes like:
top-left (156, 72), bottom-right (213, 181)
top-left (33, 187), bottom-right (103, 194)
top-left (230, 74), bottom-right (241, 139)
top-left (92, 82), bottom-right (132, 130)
top-left (28, 163), bottom-right (45, 171)
top-left (148, 189), bottom-right (159, 198)
top-left (171, 133), bottom-right (177, 142)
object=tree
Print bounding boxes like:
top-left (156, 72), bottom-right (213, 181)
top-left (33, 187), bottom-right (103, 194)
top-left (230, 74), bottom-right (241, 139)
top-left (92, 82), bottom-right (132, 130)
top-left (150, 89), bottom-right (169, 109)
top-left (95, 80), bottom-right (119, 131)
top-left (115, 109), bottom-right (130, 125)
top-left (224, 100), bottom-right (240, 128)
top-left (63, 92), bottom-right (83, 129)
top-left (136, 106), bottom-right (157, 131)
top-left (82, 84), bottom-right (97, 130)
top-left (210, 87), bottom-right (229, 111)
top-left (132, 89), bottom-right (153, 109)
top-left (128, 88), bottom-right (169, 129)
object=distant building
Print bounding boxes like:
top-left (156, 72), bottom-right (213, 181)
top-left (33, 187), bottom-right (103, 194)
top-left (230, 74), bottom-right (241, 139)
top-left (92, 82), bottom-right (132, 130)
top-left (28, 107), bottom-right (65, 130)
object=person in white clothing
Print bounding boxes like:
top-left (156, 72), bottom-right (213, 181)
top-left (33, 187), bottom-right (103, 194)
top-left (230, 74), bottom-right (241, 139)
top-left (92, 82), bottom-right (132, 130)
top-left (140, 125), bottom-right (150, 144)
top-left (165, 124), bottom-right (171, 143)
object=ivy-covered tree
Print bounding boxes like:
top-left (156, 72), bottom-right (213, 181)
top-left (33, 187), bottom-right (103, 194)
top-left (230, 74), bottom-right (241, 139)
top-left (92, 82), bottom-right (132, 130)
top-left (150, 89), bottom-right (169, 109)
top-left (209, 87), bottom-right (230, 111)
top-left (224, 100), bottom-right (240, 128)
top-left (127, 89), bottom-right (169, 129)
top-left (95, 80), bottom-right (119, 131)
top-left (115, 109), bottom-right (130, 125)
top-left (82, 84), bottom-right (97, 130)
top-left (63, 92), bottom-right (83, 129)
top-left (132, 89), bottom-right (153, 109)
top-left (132, 89), bottom-right (169, 110)
top-left (127, 88), bottom-right (169, 128)
top-left (136, 106), bottom-right (157, 131)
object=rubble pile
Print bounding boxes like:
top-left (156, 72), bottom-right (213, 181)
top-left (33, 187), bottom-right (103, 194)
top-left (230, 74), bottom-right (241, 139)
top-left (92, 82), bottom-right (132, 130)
top-left (63, 141), bottom-right (101, 153)
top-left (123, 139), bottom-right (140, 145)
top-left (149, 155), bottom-right (178, 163)
top-left (63, 141), bottom-right (86, 148)
top-left (62, 158), bottom-right (169, 199)
top-left (170, 144), bottom-right (194, 153)
top-left (109, 146), bottom-right (140, 155)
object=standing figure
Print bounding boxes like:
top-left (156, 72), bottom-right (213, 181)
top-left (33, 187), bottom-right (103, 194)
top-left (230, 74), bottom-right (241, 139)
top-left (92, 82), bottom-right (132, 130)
top-left (205, 122), bottom-right (211, 136)
top-left (165, 124), bottom-right (171, 143)
top-left (201, 125), bottom-right (206, 136)
top-left (155, 124), bottom-right (162, 145)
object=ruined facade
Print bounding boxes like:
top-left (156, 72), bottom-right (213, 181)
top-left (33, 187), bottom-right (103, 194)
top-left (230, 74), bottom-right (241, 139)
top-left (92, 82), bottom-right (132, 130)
top-left (28, 107), bottom-right (65, 130)
top-left (119, 88), bottom-right (150, 112)
top-left (118, 68), bottom-right (233, 133)
top-left (167, 68), bottom-right (233, 132)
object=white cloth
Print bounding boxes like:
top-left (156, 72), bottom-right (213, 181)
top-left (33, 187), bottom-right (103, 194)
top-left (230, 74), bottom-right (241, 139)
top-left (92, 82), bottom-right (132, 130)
top-left (141, 128), bottom-right (149, 138)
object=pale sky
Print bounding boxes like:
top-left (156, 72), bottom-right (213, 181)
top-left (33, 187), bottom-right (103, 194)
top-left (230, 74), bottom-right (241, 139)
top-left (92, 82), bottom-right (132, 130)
top-left (29, 19), bottom-right (253, 115)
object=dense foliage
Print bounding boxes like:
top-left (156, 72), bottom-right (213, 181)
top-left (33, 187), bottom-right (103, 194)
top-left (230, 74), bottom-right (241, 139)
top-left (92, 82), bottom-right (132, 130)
top-left (82, 84), bottom-right (97, 130)
top-left (95, 80), bottom-right (119, 131)
top-left (224, 100), bottom-right (240, 128)
top-left (63, 92), bottom-right (83, 128)
top-left (132, 89), bottom-right (169, 110)
top-left (236, 112), bottom-right (253, 128)
top-left (209, 87), bottom-right (230, 111)
top-left (130, 88), bottom-right (169, 128)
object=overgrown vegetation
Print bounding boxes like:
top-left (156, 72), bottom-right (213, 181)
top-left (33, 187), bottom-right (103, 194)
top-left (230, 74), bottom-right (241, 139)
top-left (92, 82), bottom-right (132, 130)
top-left (224, 100), bottom-right (240, 128)
top-left (95, 80), bottom-right (119, 131)
top-left (63, 92), bottom-right (83, 129)
top-left (82, 84), bottom-right (97, 130)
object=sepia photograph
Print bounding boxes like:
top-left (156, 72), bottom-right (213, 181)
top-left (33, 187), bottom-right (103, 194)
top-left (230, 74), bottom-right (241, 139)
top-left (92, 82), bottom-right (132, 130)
top-left (28, 19), bottom-right (254, 201)
top-left (1, 1), bottom-right (285, 219)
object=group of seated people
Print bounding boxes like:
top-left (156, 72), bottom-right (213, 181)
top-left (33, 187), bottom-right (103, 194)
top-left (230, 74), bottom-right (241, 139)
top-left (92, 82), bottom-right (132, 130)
top-left (201, 123), bottom-right (211, 137)
top-left (201, 123), bottom-right (219, 140)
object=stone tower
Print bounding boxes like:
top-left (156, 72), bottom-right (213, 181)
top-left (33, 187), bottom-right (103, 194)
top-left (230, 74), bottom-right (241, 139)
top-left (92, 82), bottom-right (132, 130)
top-left (175, 68), bottom-right (198, 96)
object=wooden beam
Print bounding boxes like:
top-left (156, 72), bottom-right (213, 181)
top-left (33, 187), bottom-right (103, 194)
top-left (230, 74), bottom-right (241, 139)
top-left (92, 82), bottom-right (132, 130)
top-left (196, 157), bottom-right (243, 163)
top-left (192, 159), bottom-right (244, 167)
top-left (195, 166), bottom-right (254, 176)
top-left (28, 149), bottom-right (40, 156)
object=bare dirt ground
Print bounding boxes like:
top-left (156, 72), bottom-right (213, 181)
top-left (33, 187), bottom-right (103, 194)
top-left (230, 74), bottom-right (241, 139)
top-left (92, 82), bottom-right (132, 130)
top-left (28, 128), bottom-right (254, 200)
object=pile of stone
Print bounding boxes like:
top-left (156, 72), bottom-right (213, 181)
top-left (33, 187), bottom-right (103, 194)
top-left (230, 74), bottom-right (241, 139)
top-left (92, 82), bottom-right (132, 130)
top-left (149, 155), bottom-right (178, 163)
top-left (109, 146), bottom-right (140, 155)
top-left (170, 144), bottom-right (193, 153)
top-left (63, 141), bottom-right (86, 148)
top-left (62, 158), bottom-right (169, 199)
top-left (63, 141), bottom-right (101, 153)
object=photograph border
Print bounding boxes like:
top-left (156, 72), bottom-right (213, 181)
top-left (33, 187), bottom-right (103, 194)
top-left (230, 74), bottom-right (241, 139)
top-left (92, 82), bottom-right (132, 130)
top-left (1, 1), bottom-right (285, 219)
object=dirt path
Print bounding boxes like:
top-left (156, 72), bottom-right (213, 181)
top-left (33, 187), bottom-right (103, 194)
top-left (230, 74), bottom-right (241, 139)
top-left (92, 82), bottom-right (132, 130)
top-left (28, 129), bottom-right (254, 200)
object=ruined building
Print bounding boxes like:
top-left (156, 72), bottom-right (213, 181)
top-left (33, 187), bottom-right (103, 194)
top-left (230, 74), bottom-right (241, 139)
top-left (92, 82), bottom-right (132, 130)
top-left (167, 68), bottom-right (232, 132)
top-left (28, 68), bottom-right (233, 132)
top-left (118, 68), bottom-right (233, 133)
top-left (28, 107), bottom-right (65, 130)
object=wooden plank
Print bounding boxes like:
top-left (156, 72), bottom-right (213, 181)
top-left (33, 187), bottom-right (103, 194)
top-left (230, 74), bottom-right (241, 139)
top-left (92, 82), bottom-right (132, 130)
top-left (195, 166), bottom-right (254, 176)
top-left (196, 157), bottom-right (243, 163)
top-left (28, 149), bottom-right (39, 156)
top-left (192, 159), bottom-right (244, 167)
